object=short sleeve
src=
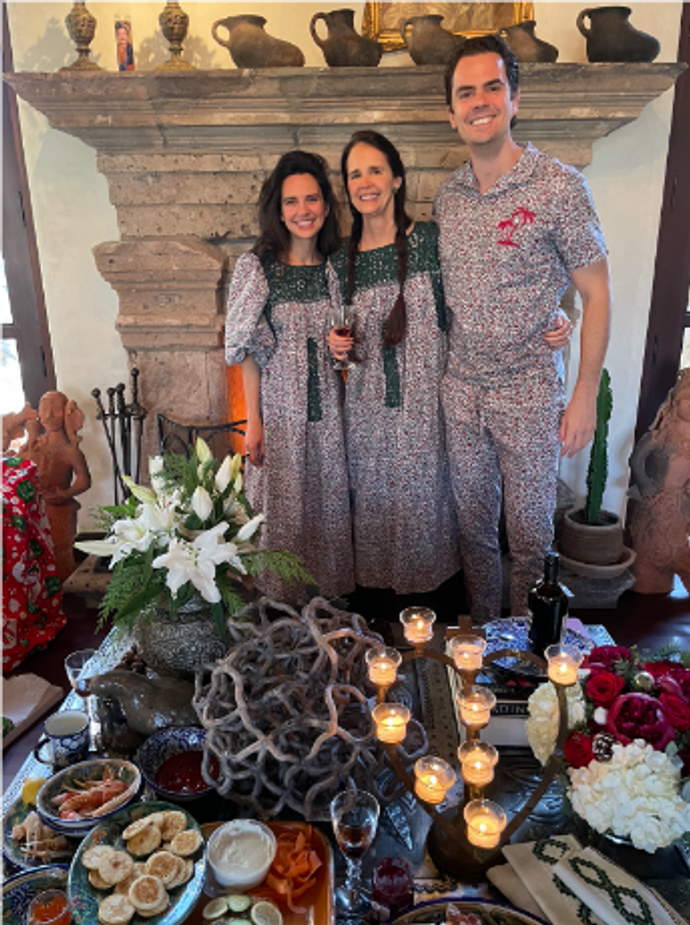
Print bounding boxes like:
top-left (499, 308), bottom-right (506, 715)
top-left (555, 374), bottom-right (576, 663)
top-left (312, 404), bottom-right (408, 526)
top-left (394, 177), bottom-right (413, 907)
top-left (224, 252), bottom-right (273, 367)
top-left (552, 170), bottom-right (608, 274)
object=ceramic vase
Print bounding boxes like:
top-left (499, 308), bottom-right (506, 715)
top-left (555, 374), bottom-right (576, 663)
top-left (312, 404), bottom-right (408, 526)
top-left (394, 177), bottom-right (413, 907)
top-left (211, 14), bottom-right (305, 68)
top-left (576, 6), bottom-right (660, 62)
top-left (310, 9), bottom-right (381, 67)
top-left (500, 21), bottom-right (559, 63)
top-left (135, 593), bottom-right (226, 679)
top-left (400, 14), bottom-right (464, 66)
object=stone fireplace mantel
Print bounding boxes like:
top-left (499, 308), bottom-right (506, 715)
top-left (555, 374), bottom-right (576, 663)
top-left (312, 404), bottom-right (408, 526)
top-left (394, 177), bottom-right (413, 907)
top-left (6, 64), bottom-right (683, 455)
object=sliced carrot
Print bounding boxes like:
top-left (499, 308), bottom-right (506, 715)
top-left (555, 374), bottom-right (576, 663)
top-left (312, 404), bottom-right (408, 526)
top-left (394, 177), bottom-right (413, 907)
top-left (254, 828), bottom-right (323, 914)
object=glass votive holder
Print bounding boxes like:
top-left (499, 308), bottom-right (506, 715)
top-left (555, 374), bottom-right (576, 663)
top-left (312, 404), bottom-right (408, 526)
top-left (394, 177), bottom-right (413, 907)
top-left (372, 857), bottom-right (414, 918)
top-left (414, 755), bottom-right (456, 805)
top-left (457, 686), bottom-right (496, 728)
top-left (458, 740), bottom-right (499, 787)
top-left (27, 889), bottom-right (71, 925)
top-left (372, 703), bottom-right (410, 745)
top-left (400, 607), bottom-right (436, 646)
top-left (463, 799), bottom-right (507, 849)
top-left (366, 646), bottom-right (402, 687)
top-left (449, 634), bottom-right (487, 673)
top-left (545, 644), bottom-right (583, 686)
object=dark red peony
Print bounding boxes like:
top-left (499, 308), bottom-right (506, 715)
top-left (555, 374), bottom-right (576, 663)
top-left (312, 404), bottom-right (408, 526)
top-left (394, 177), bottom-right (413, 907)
top-left (641, 661), bottom-right (690, 700)
top-left (659, 693), bottom-right (690, 731)
top-left (564, 731), bottom-right (595, 769)
top-left (583, 646), bottom-right (634, 672)
top-left (606, 692), bottom-right (675, 750)
top-left (585, 670), bottom-right (626, 707)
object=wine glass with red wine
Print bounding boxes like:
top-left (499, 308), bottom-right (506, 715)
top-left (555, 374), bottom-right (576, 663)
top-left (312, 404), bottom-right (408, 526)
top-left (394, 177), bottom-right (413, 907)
top-left (329, 304), bottom-right (356, 371)
top-left (330, 788), bottom-right (380, 915)
top-left (64, 648), bottom-right (97, 746)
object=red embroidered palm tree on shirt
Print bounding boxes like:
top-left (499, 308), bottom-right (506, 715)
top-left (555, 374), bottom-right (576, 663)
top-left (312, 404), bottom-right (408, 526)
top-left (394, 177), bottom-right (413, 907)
top-left (497, 207), bottom-right (536, 247)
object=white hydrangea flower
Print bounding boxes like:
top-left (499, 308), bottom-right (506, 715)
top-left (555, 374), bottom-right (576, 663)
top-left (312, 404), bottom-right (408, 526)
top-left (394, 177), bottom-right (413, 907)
top-left (525, 681), bottom-right (586, 765)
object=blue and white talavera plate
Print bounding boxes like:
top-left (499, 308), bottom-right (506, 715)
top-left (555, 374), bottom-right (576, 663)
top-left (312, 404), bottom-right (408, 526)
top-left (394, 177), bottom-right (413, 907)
top-left (2, 864), bottom-right (69, 925)
top-left (3, 796), bottom-right (80, 870)
top-left (484, 617), bottom-right (593, 678)
top-left (390, 897), bottom-right (549, 924)
top-left (68, 801), bottom-right (205, 925)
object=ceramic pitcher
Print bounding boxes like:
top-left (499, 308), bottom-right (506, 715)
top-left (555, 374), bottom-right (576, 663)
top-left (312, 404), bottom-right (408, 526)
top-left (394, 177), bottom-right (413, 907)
top-left (500, 21), bottom-right (559, 63)
top-left (211, 14), bottom-right (305, 68)
top-left (576, 6), bottom-right (660, 62)
top-left (310, 9), bottom-right (381, 67)
top-left (400, 14), bottom-right (464, 66)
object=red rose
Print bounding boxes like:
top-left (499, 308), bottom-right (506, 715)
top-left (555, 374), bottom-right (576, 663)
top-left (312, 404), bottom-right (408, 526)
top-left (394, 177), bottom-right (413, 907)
top-left (583, 646), bottom-right (634, 672)
top-left (660, 693), bottom-right (690, 731)
top-left (585, 670), bottom-right (626, 707)
top-left (606, 693), bottom-right (675, 750)
top-left (564, 732), bottom-right (595, 769)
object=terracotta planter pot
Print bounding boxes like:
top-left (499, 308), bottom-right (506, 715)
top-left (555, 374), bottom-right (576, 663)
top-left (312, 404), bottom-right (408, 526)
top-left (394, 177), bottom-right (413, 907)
top-left (559, 507), bottom-right (624, 566)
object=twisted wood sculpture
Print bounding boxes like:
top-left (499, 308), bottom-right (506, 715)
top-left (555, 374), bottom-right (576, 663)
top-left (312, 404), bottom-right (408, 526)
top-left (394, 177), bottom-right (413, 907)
top-left (193, 597), bottom-right (427, 820)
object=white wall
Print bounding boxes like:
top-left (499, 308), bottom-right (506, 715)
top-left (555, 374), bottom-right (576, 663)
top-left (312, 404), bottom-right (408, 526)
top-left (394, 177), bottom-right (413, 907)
top-left (6, 1), bottom-right (683, 527)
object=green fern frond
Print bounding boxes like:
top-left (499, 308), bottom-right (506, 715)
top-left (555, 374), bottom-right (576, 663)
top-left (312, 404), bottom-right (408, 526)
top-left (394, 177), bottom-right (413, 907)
top-left (241, 550), bottom-right (313, 586)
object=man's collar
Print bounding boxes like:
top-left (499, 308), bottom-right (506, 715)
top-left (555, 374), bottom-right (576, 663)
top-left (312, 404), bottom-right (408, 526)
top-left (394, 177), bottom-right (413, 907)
top-left (454, 143), bottom-right (539, 194)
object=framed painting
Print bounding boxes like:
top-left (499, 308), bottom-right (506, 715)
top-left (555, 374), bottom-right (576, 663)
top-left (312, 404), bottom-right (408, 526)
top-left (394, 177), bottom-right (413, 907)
top-left (362, 2), bottom-right (534, 52)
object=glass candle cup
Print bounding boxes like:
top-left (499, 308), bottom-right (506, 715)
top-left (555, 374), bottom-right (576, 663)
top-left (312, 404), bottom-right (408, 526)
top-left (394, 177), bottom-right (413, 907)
top-left (366, 647), bottom-right (402, 687)
top-left (27, 889), bottom-right (71, 925)
top-left (372, 857), bottom-right (413, 918)
top-left (449, 634), bottom-right (487, 673)
top-left (400, 607), bottom-right (436, 646)
top-left (545, 644), bottom-right (583, 686)
top-left (372, 703), bottom-right (410, 745)
top-left (457, 686), bottom-right (496, 729)
top-left (413, 756), bottom-right (456, 805)
top-left (464, 799), bottom-right (507, 850)
top-left (458, 740), bottom-right (499, 787)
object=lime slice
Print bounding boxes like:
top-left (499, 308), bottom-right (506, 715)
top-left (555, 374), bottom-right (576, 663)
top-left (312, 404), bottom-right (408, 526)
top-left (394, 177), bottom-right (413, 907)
top-left (21, 777), bottom-right (47, 806)
top-left (202, 898), bottom-right (230, 920)
top-left (251, 900), bottom-right (283, 925)
top-left (227, 895), bottom-right (252, 913)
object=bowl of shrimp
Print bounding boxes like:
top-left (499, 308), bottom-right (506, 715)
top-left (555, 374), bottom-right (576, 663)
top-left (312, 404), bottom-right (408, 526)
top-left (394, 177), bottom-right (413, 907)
top-left (36, 759), bottom-right (141, 837)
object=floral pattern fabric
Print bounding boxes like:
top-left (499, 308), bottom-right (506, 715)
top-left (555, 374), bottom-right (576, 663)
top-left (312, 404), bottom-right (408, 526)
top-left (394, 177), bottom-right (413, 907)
top-left (2, 457), bottom-right (65, 674)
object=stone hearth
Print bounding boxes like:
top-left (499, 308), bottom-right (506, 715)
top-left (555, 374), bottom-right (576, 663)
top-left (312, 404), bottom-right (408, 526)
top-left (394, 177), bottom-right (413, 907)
top-left (6, 64), bottom-right (682, 458)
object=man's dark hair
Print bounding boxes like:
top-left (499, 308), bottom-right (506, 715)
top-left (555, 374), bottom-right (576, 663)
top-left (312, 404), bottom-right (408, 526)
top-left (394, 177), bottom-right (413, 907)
top-left (444, 34), bottom-right (519, 106)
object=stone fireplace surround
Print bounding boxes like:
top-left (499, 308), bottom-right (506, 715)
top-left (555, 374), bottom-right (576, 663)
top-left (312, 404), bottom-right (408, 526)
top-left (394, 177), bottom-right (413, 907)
top-left (6, 63), bottom-right (682, 460)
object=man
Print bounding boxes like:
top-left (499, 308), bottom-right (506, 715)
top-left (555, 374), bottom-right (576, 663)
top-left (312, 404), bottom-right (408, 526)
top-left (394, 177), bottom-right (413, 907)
top-left (435, 35), bottom-right (611, 622)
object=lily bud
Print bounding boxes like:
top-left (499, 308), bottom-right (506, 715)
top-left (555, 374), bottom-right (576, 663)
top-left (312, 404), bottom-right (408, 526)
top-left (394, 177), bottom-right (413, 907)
top-left (195, 437), bottom-right (213, 464)
top-left (214, 455), bottom-right (233, 494)
top-left (123, 475), bottom-right (157, 505)
top-left (237, 512), bottom-right (264, 542)
top-left (191, 485), bottom-right (213, 522)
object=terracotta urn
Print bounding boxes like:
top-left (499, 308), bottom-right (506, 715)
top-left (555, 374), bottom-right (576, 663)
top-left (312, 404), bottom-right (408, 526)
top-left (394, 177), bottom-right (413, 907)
top-left (310, 9), bottom-right (381, 67)
top-left (211, 14), bottom-right (305, 68)
top-left (400, 14), bottom-right (464, 67)
top-left (576, 6), bottom-right (660, 62)
top-left (500, 21), bottom-right (559, 63)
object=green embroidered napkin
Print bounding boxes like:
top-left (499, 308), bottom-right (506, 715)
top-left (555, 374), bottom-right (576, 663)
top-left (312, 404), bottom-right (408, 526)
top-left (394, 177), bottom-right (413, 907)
top-left (553, 847), bottom-right (687, 925)
top-left (486, 863), bottom-right (549, 920)
top-left (501, 836), bottom-right (607, 925)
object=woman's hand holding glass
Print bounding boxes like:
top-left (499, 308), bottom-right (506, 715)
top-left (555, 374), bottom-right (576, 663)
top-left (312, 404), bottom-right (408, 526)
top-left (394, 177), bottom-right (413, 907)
top-left (328, 305), bottom-right (356, 370)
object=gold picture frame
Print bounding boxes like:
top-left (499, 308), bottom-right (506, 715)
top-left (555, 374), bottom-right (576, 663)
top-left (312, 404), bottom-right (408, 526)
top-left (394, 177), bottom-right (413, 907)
top-left (363, 2), bottom-right (534, 53)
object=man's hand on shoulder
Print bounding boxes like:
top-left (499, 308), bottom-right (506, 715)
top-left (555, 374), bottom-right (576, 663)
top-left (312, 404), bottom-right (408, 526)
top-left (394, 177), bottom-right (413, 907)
top-left (560, 388), bottom-right (596, 458)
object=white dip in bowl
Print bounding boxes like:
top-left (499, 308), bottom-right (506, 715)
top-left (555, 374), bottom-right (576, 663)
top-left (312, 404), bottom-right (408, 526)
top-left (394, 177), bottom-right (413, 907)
top-left (207, 820), bottom-right (277, 890)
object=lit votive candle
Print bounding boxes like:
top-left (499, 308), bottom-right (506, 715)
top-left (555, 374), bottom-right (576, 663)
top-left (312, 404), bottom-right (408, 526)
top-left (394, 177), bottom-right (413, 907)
top-left (464, 799), bottom-right (507, 849)
top-left (545, 644), bottom-right (583, 686)
top-left (457, 686), bottom-right (496, 728)
top-left (372, 703), bottom-right (410, 745)
top-left (414, 756), bottom-right (456, 805)
top-left (366, 647), bottom-right (402, 687)
top-left (400, 607), bottom-right (436, 646)
top-left (449, 634), bottom-right (487, 673)
top-left (458, 741), bottom-right (499, 787)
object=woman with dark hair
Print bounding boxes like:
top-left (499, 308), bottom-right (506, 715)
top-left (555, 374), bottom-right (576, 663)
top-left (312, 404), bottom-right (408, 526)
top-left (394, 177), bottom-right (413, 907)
top-left (328, 130), bottom-right (462, 594)
top-left (225, 150), bottom-right (354, 601)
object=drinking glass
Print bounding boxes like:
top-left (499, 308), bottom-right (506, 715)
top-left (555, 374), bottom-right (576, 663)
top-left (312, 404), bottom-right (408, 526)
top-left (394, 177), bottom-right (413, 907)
top-left (64, 648), bottom-right (97, 748)
top-left (330, 788), bottom-right (380, 915)
top-left (329, 304), bottom-right (356, 370)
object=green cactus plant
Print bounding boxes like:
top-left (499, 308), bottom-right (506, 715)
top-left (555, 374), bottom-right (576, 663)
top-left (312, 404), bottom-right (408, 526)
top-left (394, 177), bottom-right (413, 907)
top-left (584, 368), bottom-right (613, 525)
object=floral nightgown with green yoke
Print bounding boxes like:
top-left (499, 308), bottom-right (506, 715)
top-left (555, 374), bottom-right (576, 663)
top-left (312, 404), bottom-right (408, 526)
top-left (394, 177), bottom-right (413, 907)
top-left (224, 252), bottom-right (355, 602)
top-left (329, 222), bottom-right (461, 593)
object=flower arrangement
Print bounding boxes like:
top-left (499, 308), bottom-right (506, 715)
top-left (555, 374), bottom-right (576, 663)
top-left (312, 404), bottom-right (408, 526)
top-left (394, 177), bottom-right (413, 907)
top-left (76, 439), bottom-right (310, 636)
top-left (525, 644), bottom-right (690, 853)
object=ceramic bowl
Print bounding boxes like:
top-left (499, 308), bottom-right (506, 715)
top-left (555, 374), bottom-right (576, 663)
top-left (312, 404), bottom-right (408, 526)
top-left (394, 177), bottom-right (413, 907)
top-left (36, 758), bottom-right (140, 837)
top-left (2, 864), bottom-right (69, 925)
top-left (136, 726), bottom-right (214, 803)
top-left (3, 797), bottom-right (79, 870)
top-left (207, 819), bottom-right (277, 890)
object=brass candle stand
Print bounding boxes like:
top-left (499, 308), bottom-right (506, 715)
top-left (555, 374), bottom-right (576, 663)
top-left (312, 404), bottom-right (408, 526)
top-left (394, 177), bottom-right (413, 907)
top-left (369, 612), bottom-right (572, 880)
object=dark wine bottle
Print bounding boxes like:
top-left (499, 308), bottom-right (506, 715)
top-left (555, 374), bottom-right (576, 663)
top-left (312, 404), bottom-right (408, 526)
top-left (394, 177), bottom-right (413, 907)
top-left (527, 552), bottom-right (569, 659)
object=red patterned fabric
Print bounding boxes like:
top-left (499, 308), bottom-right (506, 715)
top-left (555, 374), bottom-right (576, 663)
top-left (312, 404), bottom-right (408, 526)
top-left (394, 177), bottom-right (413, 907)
top-left (2, 456), bottom-right (66, 674)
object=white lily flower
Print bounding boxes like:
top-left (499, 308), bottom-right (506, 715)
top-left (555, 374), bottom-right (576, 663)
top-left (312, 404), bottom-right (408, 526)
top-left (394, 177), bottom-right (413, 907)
top-left (74, 538), bottom-right (123, 560)
top-left (123, 474), bottom-right (157, 505)
top-left (191, 486), bottom-right (213, 522)
top-left (138, 500), bottom-right (180, 538)
top-left (196, 437), bottom-right (213, 464)
top-left (152, 521), bottom-right (245, 602)
top-left (148, 456), bottom-right (167, 496)
top-left (236, 512), bottom-right (264, 542)
top-left (215, 455), bottom-right (233, 493)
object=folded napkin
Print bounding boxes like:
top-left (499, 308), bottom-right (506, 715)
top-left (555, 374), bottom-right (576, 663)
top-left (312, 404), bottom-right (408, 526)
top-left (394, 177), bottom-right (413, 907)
top-left (486, 863), bottom-right (547, 920)
top-left (500, 836), bottom-right (606, 925)
top-left (554, 847), bottom-right (687, 925)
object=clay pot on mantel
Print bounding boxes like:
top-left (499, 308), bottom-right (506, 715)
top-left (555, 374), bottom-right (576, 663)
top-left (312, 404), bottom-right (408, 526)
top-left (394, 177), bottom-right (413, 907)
top-left (400, 14), bottom-right (464, 66)
top-left (576, 6), bottom-right (660, 62)
top-left (500, 21), bottom-right (559, 63)
top-left (310, 9), bottom-right (382, 67)
top-left (211, 14), bottom-right (305, 68)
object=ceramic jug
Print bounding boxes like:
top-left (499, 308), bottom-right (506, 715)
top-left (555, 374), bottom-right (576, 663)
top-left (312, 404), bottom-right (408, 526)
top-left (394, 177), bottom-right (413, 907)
top-left (310, 9), bottom-right (381, 67)
top-left (500, 21), bottom-right (559, 63)
top-left (576, 6), bottom-right (660, 62)
top-left (211, 14), bottom-right (305, 68)
top-left (400, 14), bottom-right (464, 67)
